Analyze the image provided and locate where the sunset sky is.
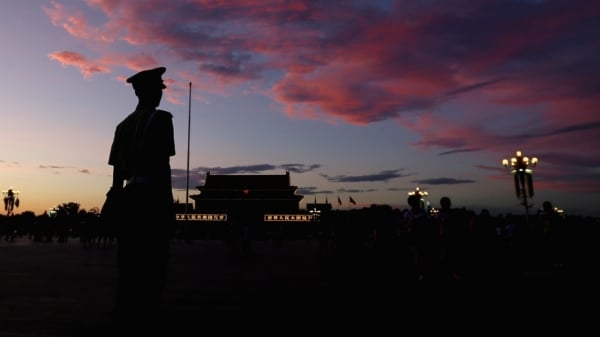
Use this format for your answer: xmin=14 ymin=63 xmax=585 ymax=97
xmin=1 ymin=0 xmax=599 ymax=218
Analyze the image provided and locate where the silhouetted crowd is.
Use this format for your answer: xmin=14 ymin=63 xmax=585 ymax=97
xmin=1 ymin=199 xmax=598 ymax=282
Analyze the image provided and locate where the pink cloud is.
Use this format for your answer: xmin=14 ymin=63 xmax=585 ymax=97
xmin=44 ymin=1 xmax=113 ymax=42
xmin=48 ymin=51 xmax=109 ymax=78
xmin=44 ymin=0 xmax=600 ymax=154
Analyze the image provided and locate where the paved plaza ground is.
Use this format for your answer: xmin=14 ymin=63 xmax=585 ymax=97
xmin=0 ymin=236 xmax=593 ymax=336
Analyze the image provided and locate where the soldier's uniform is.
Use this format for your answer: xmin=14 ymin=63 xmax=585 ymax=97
xmin=108 ymin=67 xmax=175 ymax=328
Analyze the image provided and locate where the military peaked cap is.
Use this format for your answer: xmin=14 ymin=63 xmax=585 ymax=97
xmin=126 ymin=67 xmax=167 ymax=89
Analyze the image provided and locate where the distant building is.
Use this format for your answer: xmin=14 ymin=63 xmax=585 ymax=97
xmin=190 ymin=171 xmax=304 ymax=216
xmin=184 ymin=171 xmax=307 ymax=239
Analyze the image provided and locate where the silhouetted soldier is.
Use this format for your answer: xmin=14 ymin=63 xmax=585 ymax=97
xmin=108 ymin=67 xmax=175 ymax=331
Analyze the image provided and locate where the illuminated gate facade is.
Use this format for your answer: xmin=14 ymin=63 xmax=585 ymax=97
xmin=183 ymin=171 xmax=307 ymax=239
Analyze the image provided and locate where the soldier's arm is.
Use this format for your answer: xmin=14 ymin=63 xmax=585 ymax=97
xmin=111 ymin=166 xmax=124 ymax=190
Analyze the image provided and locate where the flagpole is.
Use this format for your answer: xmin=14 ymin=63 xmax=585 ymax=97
xmin=184 ymin=82 xmax=192 ymax=236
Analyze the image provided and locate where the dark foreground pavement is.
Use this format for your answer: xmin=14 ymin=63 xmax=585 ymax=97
xmin=0 ymin=237 xmax=593 ymax=336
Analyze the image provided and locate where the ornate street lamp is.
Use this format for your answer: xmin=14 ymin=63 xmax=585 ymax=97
xmin=309 ymin=207 xmax=321 ymax=222
xmin=502 ymin=150 xmax=538 ymax=224
xmin=408 ymin=186 xmax=428 ymax=198
xmin=2 ymin=187 xmax=20 ymax=216
xmin=408 ymin=186 xmax=429 ymax=210
xmin=309 ymin=206 xmax=322 ymax=242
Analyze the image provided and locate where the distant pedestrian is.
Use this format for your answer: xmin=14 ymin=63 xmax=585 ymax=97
xmin=537 ymin=201 xmax=565 ymax=270
xmin=434 ymin=196 xmax=463 ymax=280
xmin=404 ymin=194 xmax=436 ymax=280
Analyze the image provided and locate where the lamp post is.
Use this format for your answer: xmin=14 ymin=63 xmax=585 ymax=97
xmin=2 ymin=187 xmax=20 ymax=216
xmin=310 ymin=206 xmax=326 ymax=253
xmin=408 ymin=186 xmax=429 ymax=211
xmin=502 ymin=150 xmax=538 ymax=225
xmin=48 ymin=206 xmax=59 ymax=219
xmin=309 ymin=207 xmax=321 ymax=229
